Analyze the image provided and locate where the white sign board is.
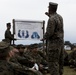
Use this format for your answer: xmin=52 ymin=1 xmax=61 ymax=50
xmin=14 ymin=20 xmax=44 ymax=40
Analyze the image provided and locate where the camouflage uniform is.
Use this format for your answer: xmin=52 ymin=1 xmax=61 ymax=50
xmin=10 ymin=45 xmax=43 ymax=75
xmin=4 ymin=23 xmax=16 ymax=44
xmin=43 ymin=2 xmax=64 ymax=75
xmin=0 ymin=60 xmax=15 ymax=75
xmin=0 ymin=60 xmax=33 ymax=75
xmin=27 ymin=44 xmax=48 ymax=74
xmin=68 ymin=50 xmax=76 ymax=68
xmin=14 ymin=44 xmax=35 ymax=67
xmin=0 ymin=41 xmax=41 ymax=75
xmin=63 ymin=50 xmax=69 ymax=66
xmin=0 ymin=41 xmax=15 ymax=75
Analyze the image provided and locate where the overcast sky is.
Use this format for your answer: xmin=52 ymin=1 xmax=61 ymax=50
xmin=0 ymin=0 xmax=76 ymax=44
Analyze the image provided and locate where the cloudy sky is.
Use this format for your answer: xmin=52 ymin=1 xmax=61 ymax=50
xmin=0 ymin=0 xmax=76 ymax=44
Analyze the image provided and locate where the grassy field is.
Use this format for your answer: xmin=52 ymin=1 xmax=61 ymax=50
xmin=66 ymin=50 xmax=72 ymax=54
xmin=64 ymin=50 xmax=76 ymax=74
xmin=46 ymin=66 xmax=76 ymax=75
xmin=63 ymin=66 xmax=76 ymax=75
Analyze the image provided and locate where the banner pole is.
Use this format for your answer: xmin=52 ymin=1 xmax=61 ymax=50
xmin=43 ymin=20 xmax=45 ymax=54
xmin=12 ymin=19 xmax=15 ymax=45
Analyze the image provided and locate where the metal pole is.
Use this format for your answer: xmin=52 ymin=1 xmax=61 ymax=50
xmin=43 ymin=20 xmax=45 ymax=54
xmin=12 ymin=19 xmax=15 ymax=45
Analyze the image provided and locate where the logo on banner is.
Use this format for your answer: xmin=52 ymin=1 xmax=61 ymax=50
xmin=18 ymin=30 xmax=40 ymax=39
xmin=18 ymin=30 xmax=29 ymax=38
xmin=31 ymin=32 xmax=40 ymax=39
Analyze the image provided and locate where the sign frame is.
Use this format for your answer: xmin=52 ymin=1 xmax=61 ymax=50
xmin=12 ymin=19 xmax=45 ymax=45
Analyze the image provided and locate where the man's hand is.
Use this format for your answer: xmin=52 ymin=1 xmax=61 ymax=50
xmin=45 ymin=12 xmax=50 ymax=17
xmin=14 ymin=38 xmax=17 ymax=40
xmin=40 ymin=38 xmax=46 ymax=41
xmin=40 ymin=38 xmax=44 ymax=41
xmin=29 ymin=68 xmax=37 ymax=72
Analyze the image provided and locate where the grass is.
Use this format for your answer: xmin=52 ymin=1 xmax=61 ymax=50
xmin=66 ymin=50 xmax=72 ymax=54
xmin=63 ymin=66 xmax=76 ymax=75
xmin=63 ymin=50 xmax=76 ymax=75
xmin=46 ymin=66 xmax=76 ymax=75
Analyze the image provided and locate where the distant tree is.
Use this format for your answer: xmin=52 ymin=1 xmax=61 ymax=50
xmin=64 ymin=41 xmax=71 ymax=45
xmin=64 ymin=41 xmax=75 ymax=50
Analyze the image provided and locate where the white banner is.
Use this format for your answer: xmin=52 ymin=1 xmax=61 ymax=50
xmin=14 ymin=20 xmax=43 ymax=40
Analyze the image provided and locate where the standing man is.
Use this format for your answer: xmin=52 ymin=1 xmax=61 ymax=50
xmin=43 ymin=2 xmax=64 ymax=75
xmin=4 ymin=23 xmax=16 ymax=45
